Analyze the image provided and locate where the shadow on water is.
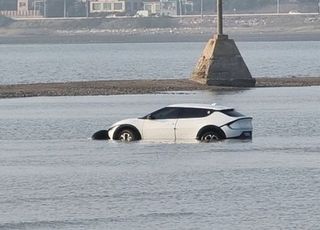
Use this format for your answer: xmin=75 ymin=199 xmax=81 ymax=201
xmin=206 ymin=87 xmax=254 ymax=96
xmin=91 ymin=138 xmax=253 ymax=145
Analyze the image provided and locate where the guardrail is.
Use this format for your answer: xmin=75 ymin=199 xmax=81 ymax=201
xmin=0 ymin=10 xmax=42 ymax=17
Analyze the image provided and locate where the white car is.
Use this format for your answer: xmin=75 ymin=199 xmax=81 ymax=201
xmin=92 ymin=103 xmax=253 ymax=142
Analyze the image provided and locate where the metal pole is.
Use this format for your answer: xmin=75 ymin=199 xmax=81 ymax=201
xmin=200 ymin=0 xmax=203 ymax=18
xmin=64 ymin=0 xmax=66 ymax=17
xmin=318 ymin=0 xmax=320 ymax=14
xmin=86 ymin=0 xmax=89 ymax=17
xmin=217 ymin=0 xmax=223 ymax=35
xmin=277 ymin=0 xmax=280 ymax=14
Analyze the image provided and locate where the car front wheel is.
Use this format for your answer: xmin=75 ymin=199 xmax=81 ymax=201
xmin=117 ymin=129 xmax=137 ymax=142
xmin=200 ymin=131 xmax=221 ymax=143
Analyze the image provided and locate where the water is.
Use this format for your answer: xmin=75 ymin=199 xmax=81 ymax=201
xmin=1 ymin=41 xmax=320 ymax=84
xmin=1 ymin=87 xmax=320 ymax=229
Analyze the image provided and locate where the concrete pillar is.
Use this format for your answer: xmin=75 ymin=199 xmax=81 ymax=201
xmin=191 ymin=0 xmax=255 ymax=87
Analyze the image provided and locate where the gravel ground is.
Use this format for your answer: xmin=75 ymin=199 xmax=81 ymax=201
xmin=1 ymin=77 xmax=319 ymax=98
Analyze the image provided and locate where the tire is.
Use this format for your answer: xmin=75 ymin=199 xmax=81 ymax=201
xmin=200 ymin=131 xmax=222 ymax=143
xmin=117 ymin=129 xmax=137 ymax=142
xmin=92 ymin=130 xmax=110 ymax=140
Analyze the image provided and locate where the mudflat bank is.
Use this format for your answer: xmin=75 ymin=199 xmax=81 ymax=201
xmin=1 ymin=77 xmax=320 ymax=99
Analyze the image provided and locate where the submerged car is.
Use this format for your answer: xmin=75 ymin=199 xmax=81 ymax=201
xmin=92 ymin=103 xmax=253 ymax=142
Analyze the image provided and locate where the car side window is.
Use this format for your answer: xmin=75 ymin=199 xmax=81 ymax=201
xmin=179 ymin=108 xmax=213 ymax=119
xmin=149 ymin=107 xmax=180 ymax=120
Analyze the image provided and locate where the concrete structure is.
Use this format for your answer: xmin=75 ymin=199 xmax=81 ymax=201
xmin=90 ymin=0 xmax=143 ymax=15
xmin=143 ymin=0 xmax=177 ymax=16
xmin=191 ymin=0 xmax=255 ymax=87
xmin=17 ymin=0 xmax=28 ymax=11
xmin=0 ymin=0 xmax=42 ymax=17
xmin=90 ymin=0 xmax=126 ymax=13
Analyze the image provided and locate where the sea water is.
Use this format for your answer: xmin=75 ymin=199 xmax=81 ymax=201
xmin=1 ymin=87 xmax=320 ymax=229
xmin=0 ymin=41 xmax=320 ymax=84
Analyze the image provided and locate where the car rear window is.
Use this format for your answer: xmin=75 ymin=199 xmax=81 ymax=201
xmin=221 ymin=109 xmax=244 ymax=117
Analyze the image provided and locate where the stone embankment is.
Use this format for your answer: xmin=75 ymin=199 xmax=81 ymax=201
xmin=1 ymin=77 xmax=320 ymax=98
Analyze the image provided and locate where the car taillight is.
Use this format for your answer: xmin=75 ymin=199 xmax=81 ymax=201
xmin=228 ymin=118 xmax=252 ymax=130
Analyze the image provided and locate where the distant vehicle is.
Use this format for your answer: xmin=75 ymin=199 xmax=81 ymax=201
xmin=92 ymin=103 xmax=253 ymax=142
xmin=288 ymin=10 xmax=301 ymax=14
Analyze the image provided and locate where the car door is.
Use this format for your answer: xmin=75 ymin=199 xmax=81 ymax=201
xmin=175 ymin=108 xmax=213 ymax=140
xmin=142 ymin=107 xmax=180 ymax=140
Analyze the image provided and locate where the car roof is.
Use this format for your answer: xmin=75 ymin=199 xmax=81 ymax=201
xmin=167 ymin=103 xmax=233 ymax=111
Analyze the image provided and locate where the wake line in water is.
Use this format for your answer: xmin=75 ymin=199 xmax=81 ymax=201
xmin=0 ymin=217 xmax=123 ymax=229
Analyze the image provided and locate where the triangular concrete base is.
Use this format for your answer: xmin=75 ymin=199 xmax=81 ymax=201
xmin=192 ymin=35 xmax=256 ymax=87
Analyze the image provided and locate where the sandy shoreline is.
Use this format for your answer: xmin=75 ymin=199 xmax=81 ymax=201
xmin=1 ymin=77 xmax=320 ymax=99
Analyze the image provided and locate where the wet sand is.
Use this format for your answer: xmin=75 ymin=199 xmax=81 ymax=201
xmin=1 ymin=77 xmax=320 ymax=98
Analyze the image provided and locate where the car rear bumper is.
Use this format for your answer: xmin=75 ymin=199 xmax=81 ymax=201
xmin=221 ymin=117 xmax=253 ymax=140
xmin=221 ymin=125 xmax=252 ymax=140
xmin=233 ymin=131 xmax=252 ymax=139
